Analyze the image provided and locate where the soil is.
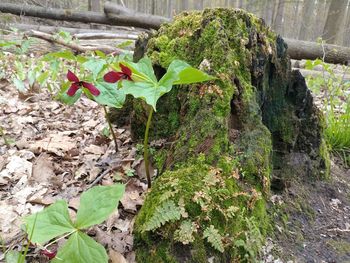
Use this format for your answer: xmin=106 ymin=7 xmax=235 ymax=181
xmin=264 ymin=161 xmax=350 ymax=263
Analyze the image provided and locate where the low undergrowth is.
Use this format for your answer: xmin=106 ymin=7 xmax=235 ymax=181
xmin=305 ymin=58 xmax=350 ymax=167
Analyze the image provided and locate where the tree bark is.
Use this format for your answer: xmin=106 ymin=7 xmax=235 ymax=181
xmin=0 ymin=2 xmax=169 ymax=29
xmin=130 ymin=8 xmax=329 ymax=262
xmin=88 ymin=0 xmax=101 ymax=12
xmin=298 ymin=0 xmax=316 ymax=41
xmin=285 ymin=37 xmax=350 ymax=64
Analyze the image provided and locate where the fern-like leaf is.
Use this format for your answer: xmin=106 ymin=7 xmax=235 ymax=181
xmin=203 ymin=225 xmax=224 ymax=252
xmin=143 ymin=200 xmax=181 ymax=232
xmin=174 ymin=220 xmax=197 ymax=244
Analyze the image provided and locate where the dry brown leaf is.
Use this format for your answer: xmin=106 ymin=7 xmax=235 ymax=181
xmin=30 ymin=153 xmax=55 ymax=184
xmin=84 ymin=144 xmax=106 ymax=155
xmin=109 ymin=250 xmax=128 ymax=263
xmin=29 ymin=132 xmax=77 ymax=156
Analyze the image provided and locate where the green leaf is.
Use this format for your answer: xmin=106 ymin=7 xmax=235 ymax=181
xmin=74 ymin=184 xmax=125 ymax=229
xmin=49 ymin=50 xmax=76 ymax=61
xmin=174 ymin=67 xmax=215 ymax=85
xmin=203 ymin=225 xmax=224 ymax=252
xmin=59 ymin=83 xmax=82 ymax=105
xmin=143 ymin=200 xmax=182 ymax=232
xmin=23 ymin=200 xmax=75 ymax=244
xmin=37 ymin=71 xmax=49 ymax=85
xmin=13 ymin=78 xmax=26 ymax=92
xmin=93 ymin=81 xmax=126 ymax=108
xmin=122 ymin=81 xmax=168 ymax=111
xmin=5 ymin=250 xmax=25 ymax=263
xmin=52 ymin=232 xmax=108 ymax=263
xmin=83 ymin=59 xmax=106 ymax=79
xmin=124 ymin=57 xmax=157 ymax=83
xmin=159 ymin=59 xmax=215 ymax=87
xmin=94 ymin=50 xmax=106 ymax=58
xmin=117 ymin=40 xmax=133 ymax=49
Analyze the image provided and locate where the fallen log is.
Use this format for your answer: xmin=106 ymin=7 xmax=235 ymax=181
xmin=285 ymin=38 xmax=350 ymax=65
xmin=0 ymin=2 xmax=162 ymax=29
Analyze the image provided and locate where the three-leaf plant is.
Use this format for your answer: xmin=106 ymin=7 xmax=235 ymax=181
xmin=23 ymin=184 xmax=125 ymax=263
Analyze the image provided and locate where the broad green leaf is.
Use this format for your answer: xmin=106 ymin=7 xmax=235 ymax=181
xmin=52 ymin=232 xmax=108 ymax=263
xmin=93 ymin=81 xmax=126 ymax=108
xmin=174 ymin=67 xmax=215 ymax=85
xmin=5 ymin=250 xmax=25 ymax=263
xmin=23 ymin=200 xmax=75 ymax=244
xmin=124 ymin=57 xmax=157 ymax=83
xmin=159 ymin=60 xmax=190 ymax=87
xmin=13 ymin=78 xmax=26 ymax=92
xmin=122 ymin=81 xmax=169 ymax=111
xmin=83 ymin=59 xmax=106 ymax=79
xmin=51 ymin=50 xmax=76 ymax=61
xmin=94 ymin=50 xmax=106 ymax=58
xmin=74 ymin=184 xmax=125 ymax=229
xmin=59 ymin=83 xmax=82 ymax=105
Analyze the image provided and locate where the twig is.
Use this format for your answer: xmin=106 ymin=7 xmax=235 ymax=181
xmin=26 ymin=30 xmax=126 ymax=54
xmin=88 ymin=168 xmax=112 ymax=189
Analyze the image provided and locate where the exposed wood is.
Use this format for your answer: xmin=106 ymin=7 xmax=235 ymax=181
xmin=285 ymin=38 xmax=350 ymax=65
xmin=74 ymin=32 xmax=138 ymax=40
xmin=26 ymin=30 xmax=126 ymax=54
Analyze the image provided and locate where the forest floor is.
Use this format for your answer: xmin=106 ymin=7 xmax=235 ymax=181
xmin=0 ymin=77 xmax=349 ymax=263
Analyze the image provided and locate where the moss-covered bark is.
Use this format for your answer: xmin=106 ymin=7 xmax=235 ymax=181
xmin=129 ymin=8 xmax=329 ymax=262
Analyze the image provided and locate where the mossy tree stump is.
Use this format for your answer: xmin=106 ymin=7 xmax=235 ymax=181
xmin=117 ymin=8 xmax=329 ymax=262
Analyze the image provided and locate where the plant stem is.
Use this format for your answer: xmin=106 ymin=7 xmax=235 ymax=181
xmin=103 ymin=106 xmax=118 ymax=153
xmin=144 ymin=107 xmax=154 ymax=188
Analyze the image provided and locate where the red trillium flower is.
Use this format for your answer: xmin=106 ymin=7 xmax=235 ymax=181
xmin=41 ymin=249 xmax=57 ymax=260
xmin=104 ymin=63 xmax=132 ymax=83
xmin=66 ymin=70 xmax=100 ymax=96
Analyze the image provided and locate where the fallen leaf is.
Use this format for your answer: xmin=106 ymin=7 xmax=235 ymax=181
xmin=30 ymin=153 xmax=55 ymax=184
xmin=109 ymin=250 xmax=128 ymax=263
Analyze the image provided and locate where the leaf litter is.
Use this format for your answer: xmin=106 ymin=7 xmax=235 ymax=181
xmin=0 ymin=80 xmax=146 ymax=262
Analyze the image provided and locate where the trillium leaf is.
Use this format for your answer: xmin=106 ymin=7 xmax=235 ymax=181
xmin=23 ymin=200 xmax=75 ymax=244
xmin=174 ymin=67 xmax=216 ymax=85
xmin=83 ymin=59 xmax=106 ymax=79
xmin=160 ymin=59 xmax=215 ymax=87
xmin=93 ymin=81 xmax=126 ymax=108
xmin=74 ymin=184 xmax=125 ymax=229
xmin=123 ymin=57 xmax=157 ymax=83
xmin=52 ymin=232 xmax=108 ymax=263
xmin=59 ymin=83 xmax=82 ymax=105
xmin=122 ymin=81 xmax=169 ymax=111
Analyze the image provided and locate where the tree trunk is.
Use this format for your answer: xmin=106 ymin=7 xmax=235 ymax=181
xmin=322 ymin=0 xmax=348 ymax=44
xmin=129 ymin=8 xmax=329 ymax=262
xmin=88 ymin=0 xmax=101 ymax=12
xmin=272 ymin=0 xmax=285 ymax=34
xmin=298 ymin=0 xmax=316 ymax=41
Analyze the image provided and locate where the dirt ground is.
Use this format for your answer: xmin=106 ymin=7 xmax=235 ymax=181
xmin=264 ymin=161 xmax=350 ymax=263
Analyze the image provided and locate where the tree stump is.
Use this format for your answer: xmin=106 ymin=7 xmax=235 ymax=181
xmin=128 ymin=8 xmax=329 ymax=262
